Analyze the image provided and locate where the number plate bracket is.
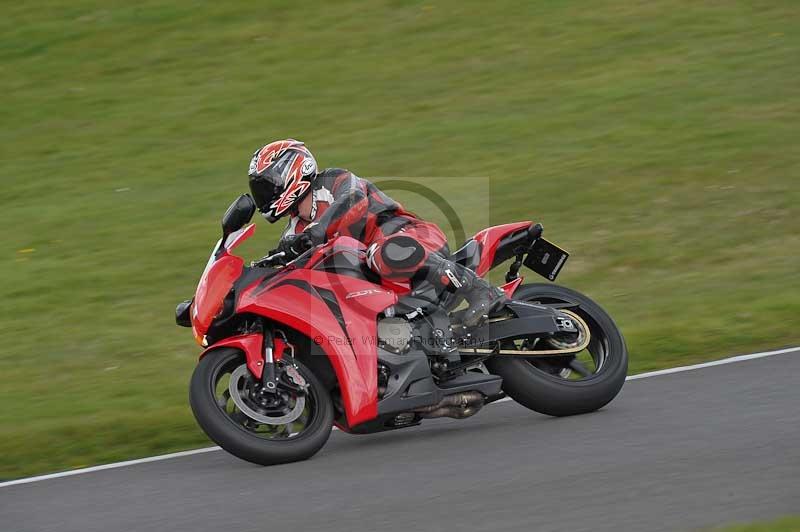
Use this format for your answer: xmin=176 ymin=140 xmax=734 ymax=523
xmin=523 ymin=238 xmax=569 ymax=281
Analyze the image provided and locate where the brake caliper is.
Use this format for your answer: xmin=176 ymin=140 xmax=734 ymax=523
xmin=284 ymin=364 xmax=308 ymax=390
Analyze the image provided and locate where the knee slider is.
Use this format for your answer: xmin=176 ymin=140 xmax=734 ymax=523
xmin=379 ymin=235 xmax=426 ymax=270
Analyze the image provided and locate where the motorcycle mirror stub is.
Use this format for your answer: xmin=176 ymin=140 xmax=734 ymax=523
xmin=222 ymin=194 xmax=257 ymax=237
xmin=175 ymin=299 xmax=193 ymax=327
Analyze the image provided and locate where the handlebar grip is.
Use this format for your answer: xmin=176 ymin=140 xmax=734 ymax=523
xmin=252 ymin=251 xmax=286 ymax=268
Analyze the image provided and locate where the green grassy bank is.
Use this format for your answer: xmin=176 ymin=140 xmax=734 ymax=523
xmin=1 ymin=0 xmax=798 ymax=478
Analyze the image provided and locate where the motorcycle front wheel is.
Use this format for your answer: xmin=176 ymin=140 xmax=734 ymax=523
xmin=189 ymin=347 xmax=334 ymax=466
xmin=486 ymin=283 xmax=628 ymax=417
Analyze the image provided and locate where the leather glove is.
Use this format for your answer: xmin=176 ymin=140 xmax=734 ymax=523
xmin=277 ymin=233 xmax=314 ymax=261
xmin=303 ymin=222 xmax=326 ymax=248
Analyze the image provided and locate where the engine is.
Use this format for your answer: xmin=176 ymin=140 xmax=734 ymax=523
xmin=377 ymin=317 xmax=413 ymax=354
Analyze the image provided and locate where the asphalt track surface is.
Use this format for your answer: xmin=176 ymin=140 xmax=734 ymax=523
xmin=2 ymin=350 xmax=799 ymax=532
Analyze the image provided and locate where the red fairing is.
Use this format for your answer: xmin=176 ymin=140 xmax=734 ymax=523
xmin=191 ymin=224 xmax=256 ymax=343
xmin=226 ymin=223 xmax=257 ymax=253
xmin=192 ymin=254 xmax=244 ymax=341
xmin=500 ymin=276 xmax=524 ymax=297
xmin=237 ymin=255 xmax=397 ymax=427
xmin=199 ymin=334 xmax=265 ymax=378
xmin=380 ymin=277 xmax=411 ymax=295
xmin=473 ymin=221 xmax=533 ymax=277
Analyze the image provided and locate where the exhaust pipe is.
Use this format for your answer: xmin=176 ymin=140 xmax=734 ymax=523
xmin=414 ymin=391 xmax=485 ymax=419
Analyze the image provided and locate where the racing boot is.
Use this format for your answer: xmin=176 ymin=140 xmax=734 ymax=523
xmin=429 ymin=258 xmax=506 ymax=328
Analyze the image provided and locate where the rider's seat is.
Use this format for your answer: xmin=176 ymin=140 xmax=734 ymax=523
xmin=449 ymin=239 xmax=480 ymax=271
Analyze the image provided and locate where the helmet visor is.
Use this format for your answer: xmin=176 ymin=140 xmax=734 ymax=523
xmin=249 ymin=173 xmax=285 ymax=222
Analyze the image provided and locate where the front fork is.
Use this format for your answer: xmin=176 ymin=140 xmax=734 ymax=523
xmin=260 ymin=322 xmax=287 ymax=394
xmin=262 ymin=332 xmax=278 ymax=393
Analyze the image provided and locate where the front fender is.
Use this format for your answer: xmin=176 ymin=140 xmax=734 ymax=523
xmin=199 ymin=333 xmax=263 ymax=378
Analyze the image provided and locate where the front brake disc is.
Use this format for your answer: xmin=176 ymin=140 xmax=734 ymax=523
xmin=228 ymin=364 xmax=305 ymax=425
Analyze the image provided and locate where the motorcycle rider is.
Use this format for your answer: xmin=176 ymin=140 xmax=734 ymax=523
xmin=247 ymin=139 xmax=505 ymax=327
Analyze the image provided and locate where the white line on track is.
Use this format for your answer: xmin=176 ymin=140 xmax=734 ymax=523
xmin=2 ymin=345 xmax=798 ymax=489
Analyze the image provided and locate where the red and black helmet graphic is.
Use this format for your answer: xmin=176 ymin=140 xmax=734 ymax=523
xmin=248 ymin=139 xmax=318 ymax=223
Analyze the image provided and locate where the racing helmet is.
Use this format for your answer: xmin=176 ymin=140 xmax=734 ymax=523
xmin=248 ymin=139 xmax=318 ymax=223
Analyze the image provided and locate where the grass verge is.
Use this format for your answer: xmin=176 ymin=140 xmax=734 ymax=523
xmin=714 ymin=516 xmax=800 ymax=532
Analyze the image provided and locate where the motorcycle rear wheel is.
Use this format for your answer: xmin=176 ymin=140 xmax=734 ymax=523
xmin=485 ymin=283 xmax=627 ymax=417
xmin=190 ymin=348 xmax=334 ymax=466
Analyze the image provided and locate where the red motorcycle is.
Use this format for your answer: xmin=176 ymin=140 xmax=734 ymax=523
xmin=176 ymin=195 xmax=627 ymax=465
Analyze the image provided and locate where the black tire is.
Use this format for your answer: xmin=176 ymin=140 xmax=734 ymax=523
xmin=485 ymin=284 xmax=627 ymax=417
xmin=189 ymin=348 xmax=334 ymax=466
